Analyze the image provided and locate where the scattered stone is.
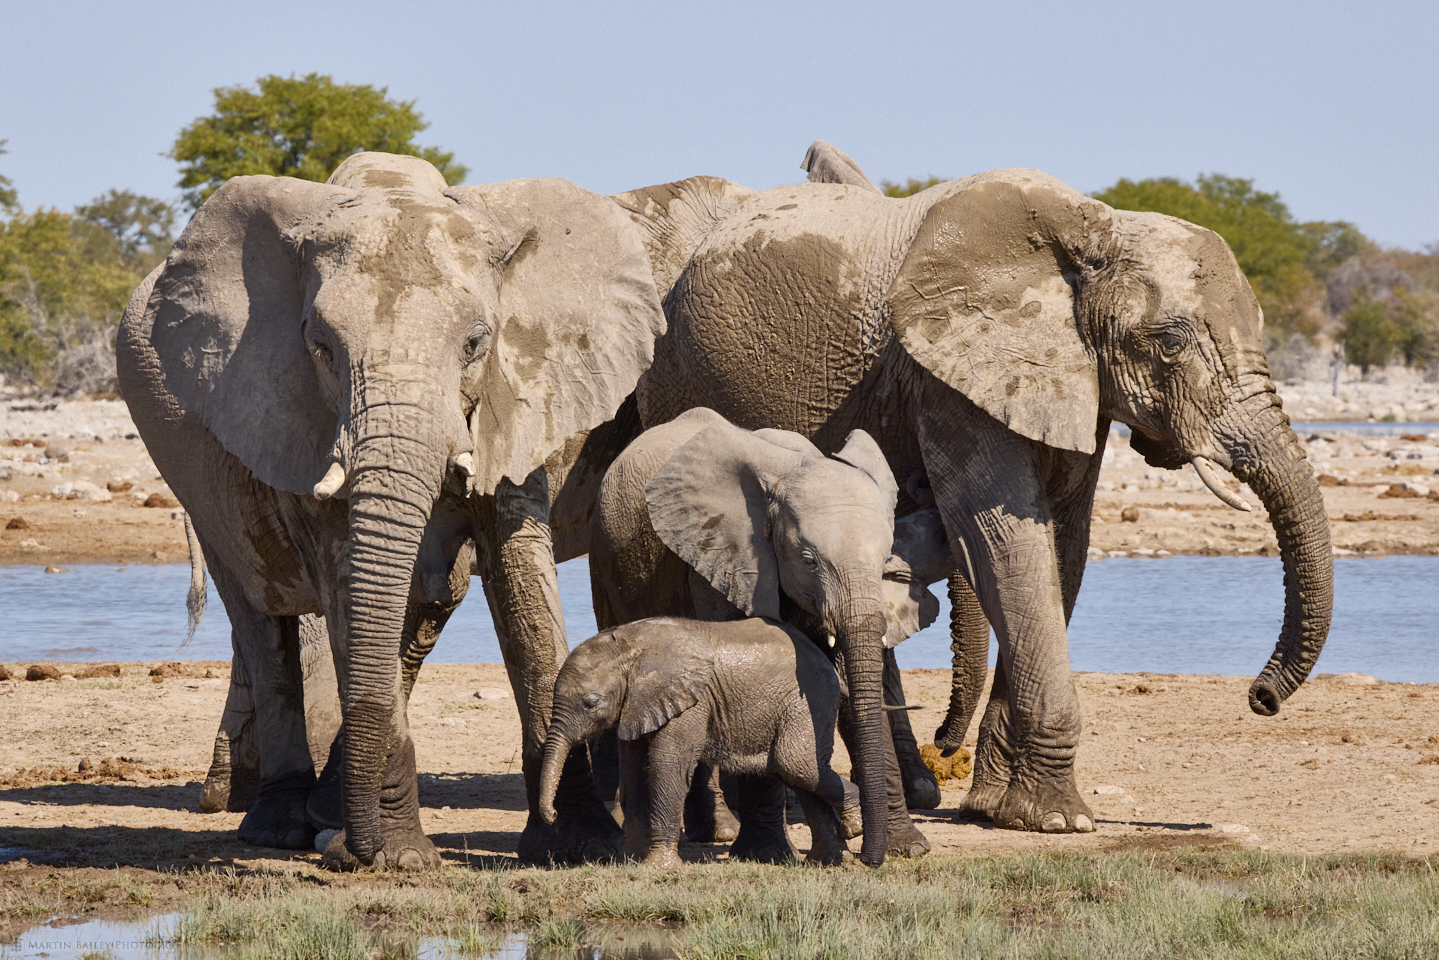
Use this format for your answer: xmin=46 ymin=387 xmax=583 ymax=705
xmin=106 ymin=480 xmax=133 ymax=493
xmin=1093 ymin=784 xmax=1125 ymax=795
xmin=1317 ymin=474 xmax=1342 ymax=487
xmin=474 ymin=687 xmax=512 ymax=701
xmin=1337 ymin=672 xmax=1379 ymax=685
xmin=43 ymin=565 xmax=69 ymax=574
xmin=25 ymin=664 xmax=59 ymax=681
xmin=918 ymin=743 xmax=972 ymax=783
xmin=59 ymin=673 xmax=76 ymax=682
xmin=5 ymin=516 xmax=28 ymax=530
xmin=143 ymin=493 xmax=179 ymax=508
xmin=43 ymin=444 xmax=69 ymax=463
xmin=1219 ymin=823 xmax=1250 ymax=835
xmin=1120 ymin=506 xmax=1140 ymax=522
xmin=314 ymin=828 xmax=340 ymax=853
xmin=69 ymin=480 xmax=112 ymax=502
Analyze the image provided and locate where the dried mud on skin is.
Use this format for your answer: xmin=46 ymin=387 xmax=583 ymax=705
xmin=1 ymin=664 xmax=1435 ymax=877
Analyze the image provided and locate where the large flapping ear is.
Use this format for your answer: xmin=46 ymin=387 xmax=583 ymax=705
xmin=831 ymin=430 xmax=899 ymax=513
xmin=645 ymin=421 xmax=809 ymax=620
xmin=801 ymin=140 xmax=882 ymax=194
xmin=616 ymin=623 xmax=716 ymax=740
xmin=131 ymin=175 xmax=350 ymax=494
xmin=752 ymin=428 xmax=823 ymax=457
xmin=887 ymin=170 xmax=1110 ymax=454
xmin=450 ymin=179 xmax=667 ymax=497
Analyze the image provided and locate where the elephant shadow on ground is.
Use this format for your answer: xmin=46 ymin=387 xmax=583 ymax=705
xmin=416 ymin=772 xmax=529 ymax=813
xmin=0 ymin=781 xmax=205 ymax=812
xmin=0 ymin=824 xmax=302 ymax=869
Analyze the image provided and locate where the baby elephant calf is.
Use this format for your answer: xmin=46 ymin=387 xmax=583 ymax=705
xmin=538 ymin=616 xmax=854 ymax=868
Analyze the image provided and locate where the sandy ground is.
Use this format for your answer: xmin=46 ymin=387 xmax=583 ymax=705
xmin=0 ymin=663 xmax=1435 ymax=871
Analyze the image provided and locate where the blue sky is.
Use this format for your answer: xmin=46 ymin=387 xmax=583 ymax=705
xmin=2 ymin=0 xmax=1435 ymax=248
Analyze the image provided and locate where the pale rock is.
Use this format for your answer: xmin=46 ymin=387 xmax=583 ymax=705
xmin=314 ymin=828 xmax=340 ymax=853
xmin=70 ymin=480 xmax=112 ymax=502
xmin=474 ymin=687 xmax=512 ymax=701
xmin=1337 ymin=672 xmax=1379 ymax=685
xmin=1093 ymin=784 xmax=1125 ymax=795
xmin=1219 ymin=823 xmax=1250 ymax=835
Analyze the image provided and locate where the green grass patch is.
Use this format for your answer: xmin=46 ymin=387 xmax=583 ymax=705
xmin=1 ymin=850 xmax=1435 ymax=958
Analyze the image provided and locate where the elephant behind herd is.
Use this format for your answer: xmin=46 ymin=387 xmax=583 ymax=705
xmin=117 ymin=142 xmax=1331 ymax=870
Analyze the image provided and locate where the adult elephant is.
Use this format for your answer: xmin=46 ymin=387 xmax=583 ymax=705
xmin=602 ymin=148 xmax=1332 ymax=837
xmin=119 ymin=152 xmax=665 ymax=869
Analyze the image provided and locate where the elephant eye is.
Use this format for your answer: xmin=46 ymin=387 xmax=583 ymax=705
xmin=310 ymin=338 xmax=335 ymax=368
xmin=801 ymin=549 xmax=819 ymax=569
xmin=463 ymin=322 xmax=493 ymax=366
xmin=582 ymin=693 xmax=601 ymax=710
xmin=1153 ymin=324 xmax=1189 ymax=362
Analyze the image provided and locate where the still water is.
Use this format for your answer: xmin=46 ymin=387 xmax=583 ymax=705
xmin=0 ymin=556 xmax=1433 ymax=683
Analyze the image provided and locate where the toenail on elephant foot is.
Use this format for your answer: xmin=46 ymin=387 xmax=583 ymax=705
xmin=886 ymin=821 xmax=931 ymax=859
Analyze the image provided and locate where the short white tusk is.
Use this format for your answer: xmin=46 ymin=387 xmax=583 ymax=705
xmin=453 ymin=452 xmax=476 ymax=478
xmin=827 ymin=634 xmax=837 ymax=649
xmin=1192 ymin=456 xmax=1252 ymax=512
xmin=313 ymin=462 xmax=346 ymax=500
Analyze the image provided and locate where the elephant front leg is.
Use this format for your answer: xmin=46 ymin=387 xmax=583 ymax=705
xmin=726 ymin=773 xmax=797 ymax=864
xmin=883 ymin=649 xmax=940 ymax=810
xmin=683 ymin=762 xmax=740 ymax=842
xmin=319 ymin=721 xmax=439 ymax=871
xmin=476 ymin=470 xmax=621 ymax=864
xmin=838 ymin=697 xmax=931 ymax=857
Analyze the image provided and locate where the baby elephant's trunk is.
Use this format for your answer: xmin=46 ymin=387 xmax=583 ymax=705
xmin=538 ymin=725 xmax=574 ymax=824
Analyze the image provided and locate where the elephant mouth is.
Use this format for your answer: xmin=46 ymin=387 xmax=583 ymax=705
xmin=1127 ymin=427 xmax=1189 ymax=470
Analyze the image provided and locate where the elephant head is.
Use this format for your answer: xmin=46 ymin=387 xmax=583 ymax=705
xmin=642 ymin=419 xmax=897 ymax=863
xmin=539 ymin=622 xmax=715 ymax=824
xmin=889 ymin=169 xmax=1332 ymax=722
xmin=122 ymin=152 xmax=664 ymax=865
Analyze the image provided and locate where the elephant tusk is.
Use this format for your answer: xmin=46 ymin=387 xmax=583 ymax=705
xmin=1192 ymin=456 xmax=1252 ymax=512
xmin=827 ymin=634 xmax=837 ymax=648
xmin=313 ymin=462 xmax=346 ymax=500
xmin=453 ymin=452 xmax=476 ymax=478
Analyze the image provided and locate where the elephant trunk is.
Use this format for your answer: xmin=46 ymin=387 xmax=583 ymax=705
xmin=340 ymin=388 xmax=448 ymax=864
xmin=832 ymin=573 xmax=890 ymax=866
xmin=933 ymin=571 xmax=990 ymax=754
xmin=1220 ymin=389 xmax=1334 ymax=716
xmin=538 ymin=721 xmax=575 ymax=825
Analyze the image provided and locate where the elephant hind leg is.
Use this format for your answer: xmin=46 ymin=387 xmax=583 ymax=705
xmin=683 ymin=762 xmax=739 ymax=843
xmin=883 ymin=648 xmax=941 ymax=810
xmin=199 ymin=646 xmax=260 ymax=814
xmin=957 ymin=656 xmax=1013 ymax=821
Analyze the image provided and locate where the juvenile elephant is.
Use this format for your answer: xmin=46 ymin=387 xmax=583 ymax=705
xmin=602 ymin=145 xmax=1332 ymax=840
xmin=589 ymin=406 xmax=938 ymax=862
xmin=539 ymin=617 xmax=855 ymax=868
xmin=119 ymin=152 xmax=665 ymax=868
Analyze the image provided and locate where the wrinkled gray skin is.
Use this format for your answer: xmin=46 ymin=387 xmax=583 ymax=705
xmin=589 ymin=406 xmax=940 ymax=864
xmin=119 ymin=152 xmax=665 ymax=869
xmin=602 ymin=147 xmax=1333 ymax=838
xmin=539 ymin=617 xmax=855 ymax=869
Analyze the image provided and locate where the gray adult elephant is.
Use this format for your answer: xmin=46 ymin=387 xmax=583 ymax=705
xmin=600 ymin=148 xmax=1332 ymax=837
xmin=118 ymin=152 xmax=665 ymax=869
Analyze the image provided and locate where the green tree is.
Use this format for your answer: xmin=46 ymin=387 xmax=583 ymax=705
xmin=0 ymin=140 xmax=17 ymax=215
xmin=75 ymin=189 xmax=176 ymax=273
xmin=881 ymin=176 xmax=946 ymax=198
xmin=1338 ymin=293 xmax=1397 ymax=375
xmin=170 ymin=73 xmax=468 ymax=209
xmin=1093 ymin=174 xmax=1323 ymax=342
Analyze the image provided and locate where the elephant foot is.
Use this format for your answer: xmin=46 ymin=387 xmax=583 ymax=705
xmin=640 ymin=843 xmax=683 ymax=870
xmin=727 ymin=821 xmax=797 ymax=864
xmin=885 ymin=817 xmax=931 ymax=859
xmin=516 ymin=803 xmax=623 ymax=865
xmin=804 ymin=836 xmax=853 ymax=867
xmin=320 ymin=827 xmax=440 ymax=872
xmin=991 ymin=778 xmax=1095 ymax=834
xmin=236 ymin=772 xmax=315 ymax=849
xmin=838 ymin=787 xmax=864 ymax=841
xmin=197 ymin=768 xmax=230 ymax=814
xmin=304 ymin=754 xmax=343 ymax=830
xmin=956 ymin=780 xmax=1007 ymax=821
xmin=683 ymin=781 xmax=740 ymax=843
xmin=904 ymin=774 xmax=942 ymax=811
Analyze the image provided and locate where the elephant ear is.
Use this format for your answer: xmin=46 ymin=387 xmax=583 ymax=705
xmin=753 ymin=428 xmax=823 ymax=457
xmin=617 ymin=624 xmax=716 ymax=740
xmin=450 ymin=179 xmax=667 ymax=496
xmin=880 ymin=508 xmax=952 ymax=648
xmin=801 ymin=140 xmax=882 ymax=194
xmin=646 ymin=421 xmax=808 ymax=620
xmin=887 ymin=170 xmax=1109 ymax=454
xmin=831 ymin=430 xmax=899 ymax=513
xmin=137 ymin=175 xmax=350 ymax=494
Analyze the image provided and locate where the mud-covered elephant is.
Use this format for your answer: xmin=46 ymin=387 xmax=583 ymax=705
xmin=539 ymin=616 xmax=856 ymax=868
xmin=596 ymin=144 xmax=1332 ymax=837
xmin=589 ymin=406 xmax=942 ymax=863
xmin=119 ymin=152 xmax=665 ymax=868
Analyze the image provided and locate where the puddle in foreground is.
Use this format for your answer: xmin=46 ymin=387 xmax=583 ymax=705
xmin=1 ymin=914 xmax=677 ymax=959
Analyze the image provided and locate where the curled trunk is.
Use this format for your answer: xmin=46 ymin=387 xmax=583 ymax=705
xmin=833 ymin=575 xmax=890 ymax=866
xmin=538 ymin=724 xmax=573 ymax=824
xmin=933 ymin=571 xmax=991 ymax=754
xmin=1222 ymin=393 xmax=1334 ymax=715
xmin=340 ymin=395 xmax=446 ymax=864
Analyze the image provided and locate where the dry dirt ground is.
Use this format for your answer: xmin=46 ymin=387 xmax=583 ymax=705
xmin=0 ymin=663 xmax=1435 ymax=872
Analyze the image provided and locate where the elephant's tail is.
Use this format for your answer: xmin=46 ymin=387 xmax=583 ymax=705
xmin=182 ymin=512 xmax=206 ymax=647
